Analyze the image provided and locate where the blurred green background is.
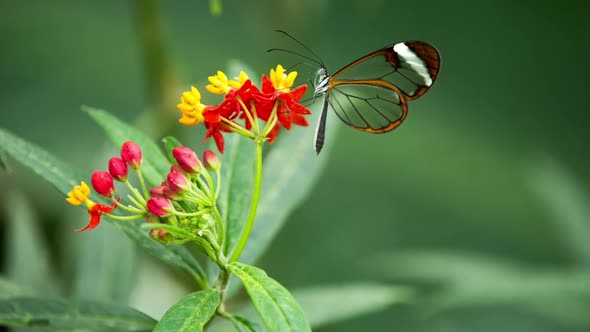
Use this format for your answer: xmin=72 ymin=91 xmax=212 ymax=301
xmin=1 ymin=0 xmax=589 ymax=331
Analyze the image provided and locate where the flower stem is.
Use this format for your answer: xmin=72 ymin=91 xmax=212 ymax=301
xmin=107 ymin=214 xmax=146 ymax=221
xmin=212 ymin=205 xmax=225 ymax=252
xmin=112 ymin=197 xmax=144 ymax=214
xmin=136 ymin=168 xmax=150 ymax=200
xmin=229 ymin=140 xmax=263 ymax=262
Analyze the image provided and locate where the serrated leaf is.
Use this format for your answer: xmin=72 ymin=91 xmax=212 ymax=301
xmin=0 ymin=297 xmax=155 ymax=331
xmin=0 ymin=127 xmax=206 ymax=287
xmin=293 ymin=283 xmax=412 ymax=329
xmin=84 ymin=106 xmax=170 ymax=186
xmin=236 ymin=104 xmax=336 ymax=266
xmin=153 ymin=289 xmax=220 ymax=332
xmin=228 ymin=262 xmax=310 ymax=332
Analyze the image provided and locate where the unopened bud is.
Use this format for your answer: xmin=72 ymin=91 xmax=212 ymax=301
xmin=91 ymin=171 xmax=115 ymax=198
xmin=203 ymin=150 xmax=221 ymax=171
xmin=121 ymin=141 xmax=142 ymax=169
xmin=172 ymin=146 xmax=202 ymax=173
xmin=108 ymin=157 xmax=128 ymax=182
xmin=147 ymin=197 xmax=174 ymax=217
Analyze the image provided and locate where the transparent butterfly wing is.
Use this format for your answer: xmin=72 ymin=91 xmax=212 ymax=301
xmin=328 ymin=82 xmax=408 ymax=133
xmin=331 ymin=41 xmax=440 ymax=101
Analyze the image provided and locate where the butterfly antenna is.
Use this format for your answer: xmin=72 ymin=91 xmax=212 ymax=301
xmin=286 ymin=61 xmax=319 ymax=72
xmin=275 ymin=30 xmax=325 ymax=67
xmin=267 ymin=48 xmax=323 ymax=67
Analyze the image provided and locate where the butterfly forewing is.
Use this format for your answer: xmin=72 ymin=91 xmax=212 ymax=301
xmin=329 ymin=83 xmax=407 ymax=133
xmin=330 ymin=41 xmax=440 ymax=100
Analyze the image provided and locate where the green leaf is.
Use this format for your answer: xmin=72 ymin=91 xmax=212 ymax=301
xmin=0 ymin=127 xmax=206 ymax=287
xmin=72 ymin=222 xmax=136 ymax=303
xmin=293 ymin=283 xmax=412 ymax=329
xmin=228 ymin=262 xmax=311 ymax=332
xmin=218 ymin=134 xmax=256 ymax=253
xmin=377 ymin=250 xmax=590 ymax=326
xmin=237 ymin=105 xmax=337 ymax=266
xmin=529 ymin=158 xmax=590 ymax=266
xmin=84 ymin=106 xmax=170 ymax=186
xmin=5 ymin=191 xmax=59 ymax=297
xmin=0 ymin=128 xmax=86 ymax=197
xmin=110 ymin=219 xmax=207 ymax=288
xmin=0 ymin=297 xmax=155 ymax=331
xmin=227 ymin=314 xmax=259 ymax=332
xmin=153 ymin=289 xmax=220 ymax=332
xmin=162 ymin=136 xmax=183 ymax=164
xmin=0 ymin=278 xmax=34 ymax=300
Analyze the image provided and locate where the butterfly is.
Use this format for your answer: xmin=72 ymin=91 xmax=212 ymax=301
xmin=270 ymin=31 xmax=441 ymax=154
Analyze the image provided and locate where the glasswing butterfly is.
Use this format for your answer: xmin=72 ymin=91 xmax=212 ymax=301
xmin=270 ymin=31 xmax=441 ymax=154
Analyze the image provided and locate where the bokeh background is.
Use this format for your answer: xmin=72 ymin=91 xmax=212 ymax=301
xmin=1 ymin=0 xmax=589 ymax=331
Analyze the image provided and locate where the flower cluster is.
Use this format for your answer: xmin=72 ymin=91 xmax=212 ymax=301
xmin=66 ymin=141 xmax=143 ymax=231
xmin=177 ymin=65 xmax=311 ymax=153
xmin=66 ymin=141 xmax=225 ymax=262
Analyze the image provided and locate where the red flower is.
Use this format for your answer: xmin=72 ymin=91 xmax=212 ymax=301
xmin=75 ymin=199 xmax=119 ymax=232
xmin=176 ymin=66 xmax=312 ymax=152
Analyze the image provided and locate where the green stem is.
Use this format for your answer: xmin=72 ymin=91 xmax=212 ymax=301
xmin=136 ymin=168 xmax=150 ymax=200
xmin=112 ymin=197 xmax=144 ymax=214
xmin=106 ymin=214 xmax=146 ymax=221
xmin=229 ymin=140 xmax=263 ymax=262
xmin=124 ymin=180 xmax=146 ymax=206
xmin=214 ymin=169 xmax=221 ymax=200
xmin=220 ymin=117 xmax=254 ymax=138
xmin=174 ymin=209 xmax=211 ymax=217
xmin=237 ymin=97 xmax=259 ymax=135
xmin=212 ymin=205 xmax=225 ymax=252
xmin=261 ymin=100 xmax=279 ymax=138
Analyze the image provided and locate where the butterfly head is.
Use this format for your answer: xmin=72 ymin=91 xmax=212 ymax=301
xmin=314 ymin=66 xmax=330 ymax=95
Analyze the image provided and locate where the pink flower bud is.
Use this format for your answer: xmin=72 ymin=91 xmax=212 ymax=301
xmin=166 ymin=170 xmax=190 ymax=193
xmin=163 ymin=186 xmax=183 ymax=200
xmin=91 ymin=171 xmax=115 ymax=198
xmin=172 ymin=146 xmax=202 ymax=173
xmin=108 ymin=157 xmax=128 ymax=182
xmin=203 ymin=150 xmax=221 ymax=171
xmin=170 ymin=165 xmax=186 ymax=175
xmin=145 ymin=214 xmax=160 ymax=223
xmin=121 ymin=141 xmax=142 ymax=169
xmin=149 ymin=185 xmax=166 ymax=197
xmin=147 ymin=197 xmax=174 ymax=217
xmin=149 ymin=229 xmax=172 ymax=242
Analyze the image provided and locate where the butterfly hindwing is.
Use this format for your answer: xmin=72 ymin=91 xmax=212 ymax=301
xmin=329 ymin=82 xmax=407 ymax=133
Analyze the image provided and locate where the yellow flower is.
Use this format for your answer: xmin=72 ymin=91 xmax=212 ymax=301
xmin=66 ymin=181 xmax=119 ymax=232
xmin=177 ymin=86 xmax=206 ymax=126
xmin=66 ymin=181 xmax=94 ymax=209
xmin=229 ymin=71 xmax=250 ymax=89
xmin=206 ymin=70 xmax=250 ymax=95
xmin=270 ymin=64 xmax=297 ymax=93
xmin=206 ymin=71 xmax=231 ymax=95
